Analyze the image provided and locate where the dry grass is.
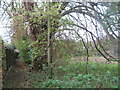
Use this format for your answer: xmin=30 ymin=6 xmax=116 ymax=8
xmin=71 ymin=56 xmax=118 ymax=64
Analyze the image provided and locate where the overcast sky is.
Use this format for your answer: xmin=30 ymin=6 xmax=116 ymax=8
xmin=0 ymin=1 xmax=105 ymax=43
xmin=0 ymin=1 xmax=116 ymax=43
xmin=0 ymin=6 xmax=11 ymax=43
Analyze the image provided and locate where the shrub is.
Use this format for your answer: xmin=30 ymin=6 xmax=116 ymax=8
xmin=0 ymin=36 xmax=6 ymax=76
xmin=16 ymin=36 xmax=32 ymax=64
xmin=5 ymin=43 xmax=15 ymax=50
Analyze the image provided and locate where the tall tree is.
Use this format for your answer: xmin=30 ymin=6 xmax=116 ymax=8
xmin=1 ymin=1 xmax=119 ymax=71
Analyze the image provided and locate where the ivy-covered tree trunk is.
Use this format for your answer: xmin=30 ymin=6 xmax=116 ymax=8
xmin=23 ymin=2 xmax=48 ymax=70
xmin=22 ymin=1 xmax=66 ymax=71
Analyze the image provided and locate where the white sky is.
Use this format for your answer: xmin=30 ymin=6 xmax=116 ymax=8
xmin=0 ymin=6 xmax=11 ymax=42
xmin=0 ymin=1 xmax=104 ymax=43
xmin=0 ymin=1 xmax=117 ymax=43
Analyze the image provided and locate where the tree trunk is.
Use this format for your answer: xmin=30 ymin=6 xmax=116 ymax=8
xmin=22 ymin=2 xmax=67 ymax=71
xmin=23 ymin=2 xmax=47 ymax=70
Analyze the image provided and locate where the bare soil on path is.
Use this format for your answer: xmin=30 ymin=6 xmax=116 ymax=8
xmin=3 ymin=60 xmax=30 ymax=88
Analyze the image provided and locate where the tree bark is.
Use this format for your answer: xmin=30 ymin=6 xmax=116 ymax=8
xmin=23 ymin=2 xmax=47 ymax=70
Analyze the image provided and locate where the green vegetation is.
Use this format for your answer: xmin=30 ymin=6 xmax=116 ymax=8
xmin=16 ymin=37 xmax=32 ymax=64
xmin=1 ymin=2 xmax=119 ymax=88
xmin=0 ymin=36 xmax=6 ymax=76
xmin=27 ymin=59 xmax=118 ymax=88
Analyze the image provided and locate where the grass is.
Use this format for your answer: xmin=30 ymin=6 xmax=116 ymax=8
xmin=27 ymin=58 xmax=118 ymax=88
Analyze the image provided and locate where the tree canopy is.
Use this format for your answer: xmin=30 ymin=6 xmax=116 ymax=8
xmin=0 ymin=1 xmax=119 ymax=70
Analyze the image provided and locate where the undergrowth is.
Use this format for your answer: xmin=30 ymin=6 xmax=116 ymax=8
xmin=27 ymin=59 xmax=118 ymax=88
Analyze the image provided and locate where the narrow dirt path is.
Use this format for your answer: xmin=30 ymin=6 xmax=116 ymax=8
xmin=3 ymin=60 xmax=30 ymax=88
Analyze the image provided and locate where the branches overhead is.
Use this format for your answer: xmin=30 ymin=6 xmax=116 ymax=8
xmin=61 ymin=2 xmax=119 ymax=45
xmin=1 ymin=1 xmax=119 ymax=62
xmin=60 ymin=2 xmax=119 ymax=62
